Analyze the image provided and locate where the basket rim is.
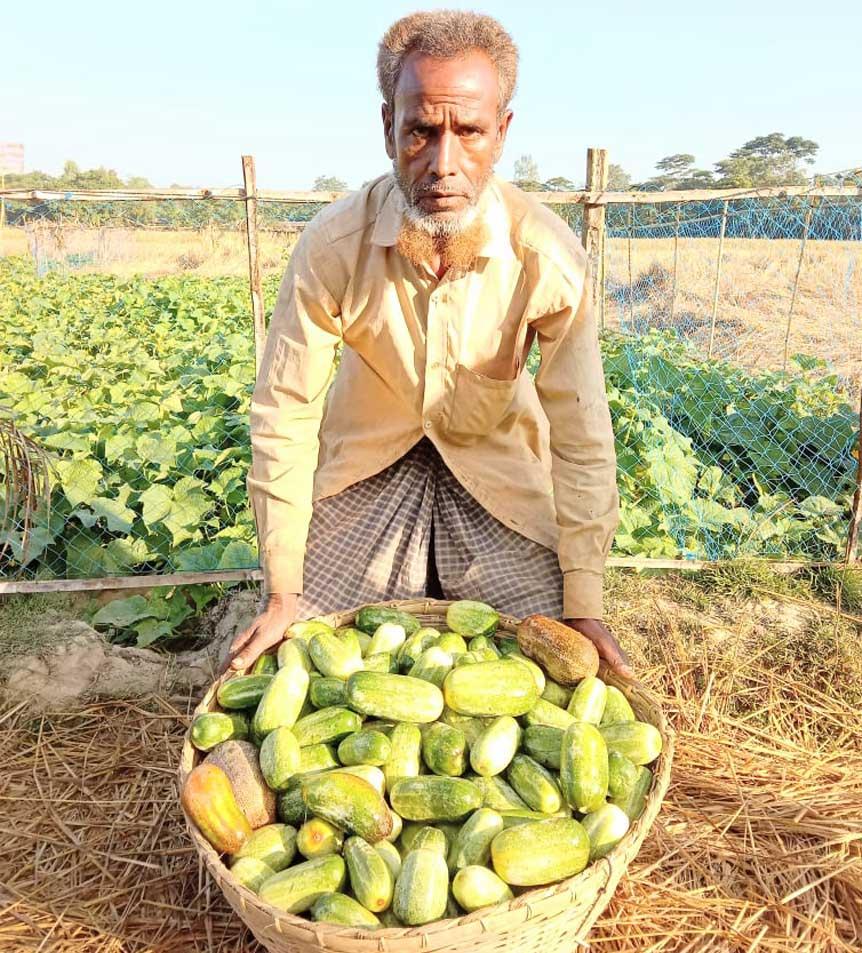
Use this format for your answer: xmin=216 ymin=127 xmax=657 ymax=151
xmin=178 ymin=598 xmax=675 ymax=945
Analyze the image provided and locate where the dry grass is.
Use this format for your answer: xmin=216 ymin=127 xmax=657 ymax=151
xmin=0 ymin=573 xmax=860 ymax=952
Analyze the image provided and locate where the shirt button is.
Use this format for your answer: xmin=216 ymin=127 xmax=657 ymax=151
xmin=424 ymin=420 xmax=433 ymax=430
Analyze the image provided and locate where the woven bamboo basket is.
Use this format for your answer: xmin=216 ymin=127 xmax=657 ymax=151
xmin=178 ymin=598 xmax=674 ymax=953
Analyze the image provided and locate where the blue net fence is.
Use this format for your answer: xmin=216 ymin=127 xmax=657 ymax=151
xmin=0 ymin=177 xmax=860 ymax=594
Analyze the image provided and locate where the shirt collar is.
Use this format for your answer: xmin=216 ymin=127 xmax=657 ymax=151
xmin=371 ymin=175 xmax=516 ymax=261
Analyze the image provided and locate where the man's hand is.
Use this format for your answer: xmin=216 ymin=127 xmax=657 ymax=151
xmin=220 ymin=593 xmax=299 ymax=675
xmin=564 ymin=618 xmax=633 ymax=679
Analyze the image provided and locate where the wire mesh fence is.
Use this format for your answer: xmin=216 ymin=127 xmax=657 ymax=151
xmin=1 ymin=168 xmax=860 ymax=589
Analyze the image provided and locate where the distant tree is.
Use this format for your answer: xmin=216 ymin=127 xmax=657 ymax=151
xmin=713 ymin=133 xmax=818 ymax=187
xmin=313 ymin=175 xmax=348 ymax=191
xmin=542 ymin=176 xmax=578 ymax=192
xmin=513 ymin=154 xmax=542 ymax=191
xmin=606 ymin=163 xmax=631 ymax=190
xmin=639 ymin=153 xmax=715 ymax=191
xmin=125 ymin=175 xmax=153 ymax=189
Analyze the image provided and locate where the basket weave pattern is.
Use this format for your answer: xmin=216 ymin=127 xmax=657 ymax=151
xmin=178 ymin=599 xmax=674 ymax=953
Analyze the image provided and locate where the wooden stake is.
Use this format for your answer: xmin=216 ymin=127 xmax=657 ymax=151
xmin=782 ymin=200 xmax=815 ymax=372
xmin=582 ymin=148 xmax=609 ymax=329
xmin=241 ymin=156 xmax=266 ymax=374
xmin=707 ymin=200 xmax=729 ymax=359
xmin=627 ymin=205 xmax=634 ymax=328
xmin=670 ymin=204 xmax=681 ymax=324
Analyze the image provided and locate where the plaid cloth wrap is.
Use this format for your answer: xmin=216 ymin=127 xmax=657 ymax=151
xmin=273 ymin=438 xmax=564 ymax=621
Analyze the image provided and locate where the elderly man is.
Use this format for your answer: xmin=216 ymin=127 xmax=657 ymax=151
xmin=226 ymin=9 xmax=629 ymax=676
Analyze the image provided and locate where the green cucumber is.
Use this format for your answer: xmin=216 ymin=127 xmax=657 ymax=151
xmin=216 ymin=674 xmax=272 ymax=710
xmin=471 ymin=774 xmax=528 ymax=811
xmin=452 ymin=865 xmax=513 ymax=912
xmin=232 ymin=823 xmax=297 ymax=871
xmin=607 ymin=750 xmax=640 ymax=799
xmin=230 ymin=856 xmax=274 ymax=893
xmin=600 ymin=721 xmax=663 ymax=765
xmin=490 ymin=818 xmax=590 ymax=886
xmin=252 ymin=665 xmax=310 ymax=738
xmin=337 ymin=729 xmax=392 ymax=767
xmin=435 ymin=632 xmax=467 ymax=655
xmin=499 ymin=809 xmax=567 ymax=828
xmin=355 ymin=607 xmax=421 ymax=637
xmin=309 ymin=676 xmax=347 ymax=709
xmin=190 ymin=712 xmax=248 ymax=751
xmin=409 ymin=646 xmax=454 ymax=687
xmin=448 ymin=807 xmax=503 ymax=871
xmin=467 ymin=635 xmax=499 ymax=655
xmin=470 ymin=716 xmax=520 ymax=777
xmin=366 ymin=622 xmax=408 ymax=657
xmin=560 ymin=722 xmax=609 ymax=813
xmin=408 ymin=826 xmax=448 ymax=854
xmin=566 ymin=676 xmax=607 ymax=724
xmin=386 ymin=808 xmax=403 ymax=843
xmin=276 ymin=787 xmax=307 ymax=827
xmin=335 ymin=626 xmax=371 ymax=655
xmin=454 ymin=650 xmax=484 ymax=667
xmin=507 ymin=754 xmax=563 ymax=814
xmin=446 ymin=600 xmax=499 ymax=638
xmin=383 ymin=723 xmax=422 ymax=792
xmin=496 ymin=638 xmax=520 ymax=656
xmin=292 ymin=707 xmax=363 ymax=747
xmin=296 ymin=817 xmax=344 ymax=858
xmin=301 ymin=772 xmax=392 ymax=843
xmin=258 ymin=855 xmax=346 ymax=913
xmin=287 ymin=620 xmax=336 ymax=641
xmin=251 ymin=653 xmax=279 ymax=676
xmin=601 ymin=685 xmax=636 ymax=725
xmin=505 ymin=653 xmax=546 ymax=695
xmin=581 ymin=803 xmax=630 ymax=859
xmin=421 ymin=722 xmax=467 ymax=777
xmin=334 ymin=765 xmax=386 ymax=796
xmin=344 ymin=835 xmax=394 ymax=912
xmin=440 ymin=708 xmax=488 ymax=747
xmin=541 ymin=678 xmax=573 ymax=710
xmin=392 ymin=848 xmax=449 ymax=925
xmin=297 ymin=743 xmax=339 ymax=777
xmin=259 ymin=727 xmax=301 ymax=791
xmin=362 ymin=652 xmax=396 ymax=673
xmin=522 ymin=725 xmax=564 ymax=771
xmin=524 ymin=698 xmax=575 ymax=731
xmin=308 ymin=632 xmax=363 ymax=679
xmin=277 ymin=638 xmax=312 ymax=673
xmin=611 ymin=765 xmax=653 ymax=821
xmin=398 ymin=631 xmax=438 ymax=671
xmin=346 ymin=672 xmax=444 ymax=724
xmin=390 ymin=777 xmax=482 ymax=822
xmin=375 ymin=840 xmax=402 ymax=880
xmin=443 ymin=660 xmax=539 ymax=717
xmin=310 ymin=892 xmax=380 ymax=928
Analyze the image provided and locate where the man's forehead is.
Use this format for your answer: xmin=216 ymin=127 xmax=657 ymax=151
xmin=394 ymin=51 xmax=498 ymax=112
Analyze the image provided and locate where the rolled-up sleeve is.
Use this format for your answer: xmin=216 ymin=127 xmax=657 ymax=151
xmin=530 ymin=258 xmax=619 ymax=620
xmin=246 ymin=222 xmax=342 ymax=596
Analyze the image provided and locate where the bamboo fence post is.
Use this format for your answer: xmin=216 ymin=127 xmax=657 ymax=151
xmin=707 ymin=199 xmax=729 ymax=359
xmin=669 ymin=203 xmax=681 ymax=324
xmin=582 ymin=148 xmax=609 ymax=330
xmin=782 ymin=199 xmax=815 ymax=372
xmin=242 ymin=155 xmax=266 ymax=375
xmin=846 ymin=390 xmax=862 ymax=563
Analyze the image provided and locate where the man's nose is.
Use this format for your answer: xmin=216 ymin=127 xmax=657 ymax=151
xmin=429 ymin=130 xmax=458 ymax=178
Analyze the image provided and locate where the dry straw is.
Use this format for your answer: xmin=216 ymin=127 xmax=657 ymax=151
xmin=0 ymin=594 xmax=860 ymax=951
xmin=178 ymin=599 xmax=674 ymax=953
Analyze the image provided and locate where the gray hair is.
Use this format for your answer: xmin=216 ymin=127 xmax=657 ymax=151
xmin=377 ymin=10 xmax=519 ymax=118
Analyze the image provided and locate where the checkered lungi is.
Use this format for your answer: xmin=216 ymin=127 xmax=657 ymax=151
xmin=289 ymin=438 xmax=564 ymax=621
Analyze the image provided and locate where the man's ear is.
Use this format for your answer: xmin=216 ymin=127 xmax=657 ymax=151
xmin=382 ymin=102 xmax=396 ymax=160
xmin=494 ymin=109 xmax=514 ymax=163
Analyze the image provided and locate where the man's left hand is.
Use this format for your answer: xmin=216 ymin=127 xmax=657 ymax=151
xmin=564 ymin=618 xmax=633 ymax=679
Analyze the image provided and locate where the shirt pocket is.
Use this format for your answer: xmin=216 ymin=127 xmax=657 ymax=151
xmin=446 ymin=362 xmax=521 ymax=438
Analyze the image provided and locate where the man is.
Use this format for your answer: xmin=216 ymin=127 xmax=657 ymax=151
xmin=225 ymin=10 xmax=630 ymax=676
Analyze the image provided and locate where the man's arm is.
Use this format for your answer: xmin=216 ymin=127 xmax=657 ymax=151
xmin=247 ymin=222 xmax=343 ymax=598
xmin=530 ymin=261 xmax=627 ymax=671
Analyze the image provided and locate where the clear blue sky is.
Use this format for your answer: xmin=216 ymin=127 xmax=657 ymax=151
xmin=6 ymin=0 xmax=861 ymax=189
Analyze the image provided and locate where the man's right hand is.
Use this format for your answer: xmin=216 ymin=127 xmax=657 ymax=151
xmin=220 ymin=593 xmax=299 ymax=675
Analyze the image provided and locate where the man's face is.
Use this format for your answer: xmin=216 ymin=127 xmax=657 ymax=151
xmin=383 ymin=50 xmax=513 ymax=233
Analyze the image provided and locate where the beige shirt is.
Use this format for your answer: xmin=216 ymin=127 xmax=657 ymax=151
xmin=247 ymin=173 xmax=619 ymax=619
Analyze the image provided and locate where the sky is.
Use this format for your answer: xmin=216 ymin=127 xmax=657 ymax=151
xmin=5 ymin=0 xmax=861 ymax=190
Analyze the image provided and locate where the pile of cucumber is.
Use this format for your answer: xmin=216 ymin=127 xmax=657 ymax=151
xmin=181 ymin=601 xmax=662 ymax=929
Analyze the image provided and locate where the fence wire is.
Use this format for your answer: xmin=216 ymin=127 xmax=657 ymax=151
xmin=0 ymin=180 xmax=860 ymax=585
